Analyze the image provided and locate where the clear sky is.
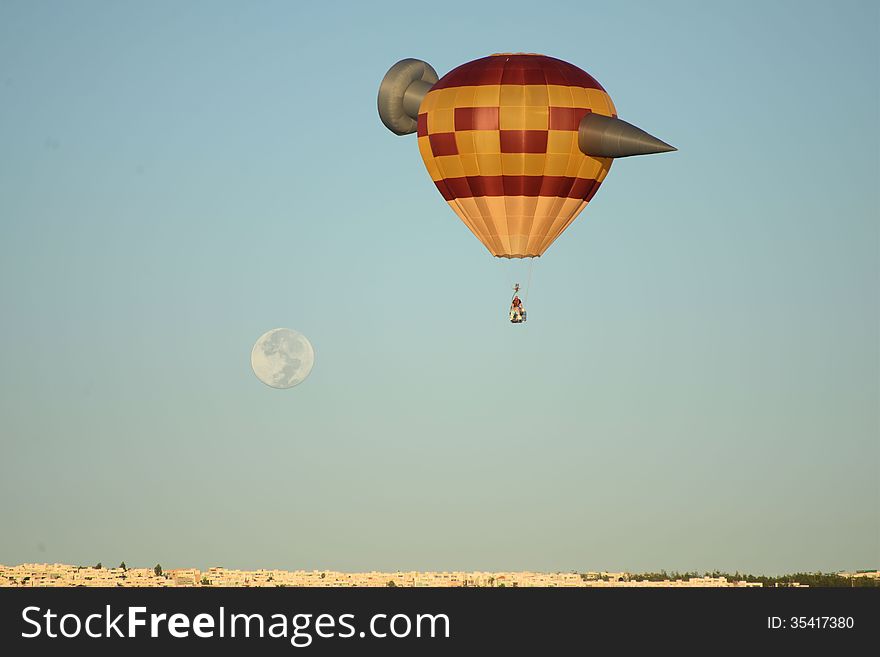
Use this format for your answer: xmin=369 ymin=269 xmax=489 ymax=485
xmin=1 ymin=0 xmax=877 ymax=575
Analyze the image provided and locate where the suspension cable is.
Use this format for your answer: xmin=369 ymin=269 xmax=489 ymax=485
xmin=524 ymin=257 xmax=536 ymax=305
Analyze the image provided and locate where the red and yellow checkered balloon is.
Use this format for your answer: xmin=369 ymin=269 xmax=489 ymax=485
xmin=416 ymin=54 xmax=616 ymax=258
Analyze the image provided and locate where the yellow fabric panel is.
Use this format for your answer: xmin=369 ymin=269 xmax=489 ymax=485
xmin=423 ymin=142 xmax=605 ymax=185
xmin=434 ymin=154 xmax=466 ymax=179
xmin=477 ymin=196 xmax=508 ymax=215
xmin=429 ymin=108 xmax=455 ymax=133
xmin=586 ymin=89 xmax=615 ymax=116
xmin=500 ymin=153 xmax=548 ymax=176
xmin=499 ymin=84 xmax=526 ymax=106
xmin=537 ymin=198 xmax=586 ymax=254
xmin=564 ymin=156 xmax=586 ymax=178
xmin=546 ymin=130 xmax=577 ymax=155
xmin=435 ymin=92 xmax=459 ymax=112
xmin=543 ymin=154 xmax=571 ymax=177
xmin=504 ymin=196 xmax=540 ymax=229
xmin=458 ymin=153 xmax=481 ymax=177
xmin=449 ymin=196 xmax=481 ymax=226
xmin=471 ymin=130 xmax=501 ymax=154
xmin=568 ymin=86 xmax=590 ymax=108
xmin=473 ymin=85 xmax=502 ymax=106
xmin=475 ymin=153 xmax=503 ymax=176
xmin=576 ymin=157 xmax=605 ymax=181
xmin=455 ymin=196 xmax=505 ymax=254
xmin=502 ymin=233 xmax=529 ymax=256
xmin=445 ymin=193 xmax=601 ymax=258
xmin=546 ymin=84 xmax=576 ymax=106
xmin=445 ymin=200 xmax=485 ymax=250
xmin=455 ymin=196 xmax=503 ymax=254
xmin=527 ymin=196 xmax=570 ymax=254
xmin=606 ymin=94 xmax=618 ymax=116
xmin=488 ymin=196 xmax=515 ymax=255
xmin=454 ymin=130 xmax=476 ymax=155
xmin=417 ymin=136 xmax=442 ymax=181
xmin=542 ymin=198 xmax=585 ymax=256
xmin=453 ymin=86 xmax=479 ymax=108
xmin=485 ymin=202 xmax=513 ymax=255
xmin=500 ymin=152 xmax=523 ymax=176
xmin=420 ymin=89 xmax=437 ymax=113
xmin=498 ymin=105 xmax=548 ymax=130
xmin=425 ymin=85 xmax=611 ymax=113
xmin=504 ymin=196 xmax=541 ymax=217
xmin=522 ymin=85 xmax=550 ymax=106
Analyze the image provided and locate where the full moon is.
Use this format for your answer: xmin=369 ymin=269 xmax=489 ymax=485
xmin=250 ymin=328 xmax=315 ymax=389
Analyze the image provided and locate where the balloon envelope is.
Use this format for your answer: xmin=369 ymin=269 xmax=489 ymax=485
xmin=416 ymin=54 xmax=616 ymax=258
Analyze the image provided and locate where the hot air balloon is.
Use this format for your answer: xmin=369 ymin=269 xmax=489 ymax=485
xmin=378 ymin=53 xmax=674 ymax=320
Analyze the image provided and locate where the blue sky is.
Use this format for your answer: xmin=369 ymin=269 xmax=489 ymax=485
xmin=0 ymin=0 xmax=877 ymax=574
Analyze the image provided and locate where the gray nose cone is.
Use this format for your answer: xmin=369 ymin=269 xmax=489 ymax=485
xmin=578 ymin=113 xmax=676 ymax=158
xmin=378 ymin=59 xmax=439 ymax=135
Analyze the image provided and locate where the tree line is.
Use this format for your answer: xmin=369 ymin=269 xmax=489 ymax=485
xmin=581 ymin=570 xmax=878 ymax=587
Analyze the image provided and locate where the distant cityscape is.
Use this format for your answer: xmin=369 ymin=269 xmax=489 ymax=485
xmin=2 ymin=564 xmax=878 ymax=588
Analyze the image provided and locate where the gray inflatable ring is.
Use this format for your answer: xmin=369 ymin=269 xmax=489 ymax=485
xmin=377 ymin=59 xmax=439 ymax=135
